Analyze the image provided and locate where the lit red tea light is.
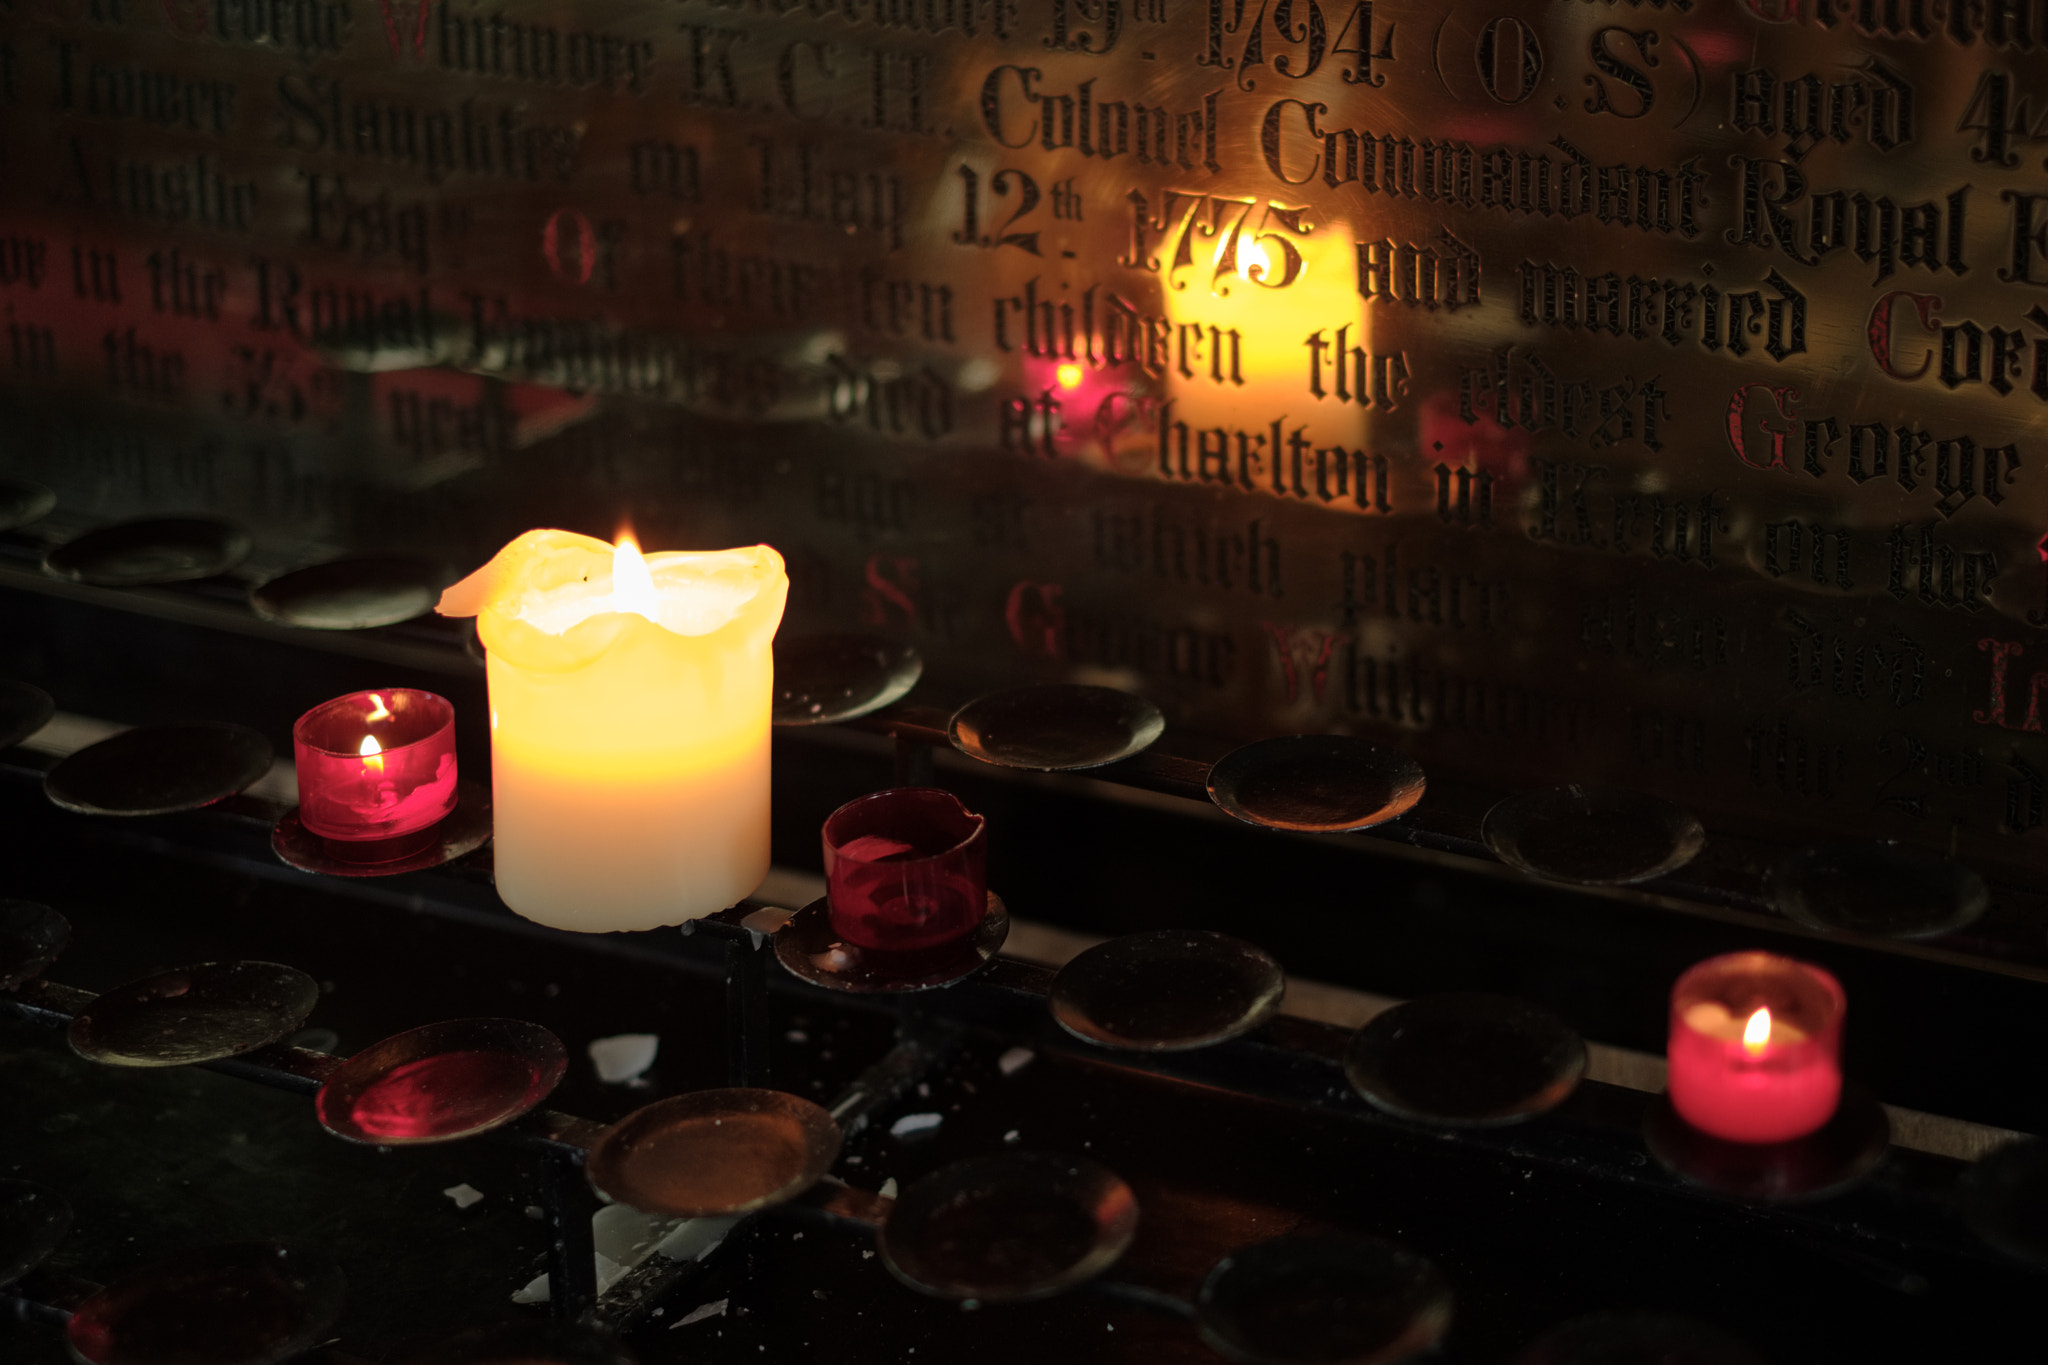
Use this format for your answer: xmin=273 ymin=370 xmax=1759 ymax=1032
xmin=1667 ymin=951 xmax=1845 ymax=1144
xmin=292 ymin=688 xmax=457 ymax=860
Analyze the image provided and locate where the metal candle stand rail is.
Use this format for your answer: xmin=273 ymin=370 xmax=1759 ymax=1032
xmin=1 ymin=843 xmax=2032 ymax=1358
xmin=843 ymin=702 xmax=2025 ymax=974
xmin=2 ymin=607 xmax=2045 ymax=1358
xmin=0 ymin=962 xmax=965 ymax=1338
xmin=0 ymin=536 xmax=2031 ymax=973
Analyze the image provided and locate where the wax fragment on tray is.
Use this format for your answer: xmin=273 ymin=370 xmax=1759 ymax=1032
xmin=998 ymin=1047 xmax=1035 ymax=1075
xmin=589 ymin=1032 xmax=659 ymax=1083
xmin=838 ymin=836 xmax=918 ymax=861
xmin=675 ymin=1299 xmax=729 ymax=1329
xmin=443 ymin=1183 xmax=484 ymax=1209
xmin=890 ymin=1112 xmax=942 ymax=1137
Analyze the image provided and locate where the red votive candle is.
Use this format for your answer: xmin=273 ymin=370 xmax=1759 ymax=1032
xmin=293 ymin=689 xmax=457 ymax=860
xmin=823 ymin=788 xmax=987 ymax=951
xmin=1667 ymin=951 xmax=1844 ymax=1144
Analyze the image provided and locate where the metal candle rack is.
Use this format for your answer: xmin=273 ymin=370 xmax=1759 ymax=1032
xmin=1 ymin=607 xmax=2045 ymax=1360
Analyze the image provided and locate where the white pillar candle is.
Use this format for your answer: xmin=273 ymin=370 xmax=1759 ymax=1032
xmin=438 ymin=529 xmax=788 ymax=932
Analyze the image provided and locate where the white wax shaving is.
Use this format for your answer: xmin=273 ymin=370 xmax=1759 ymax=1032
xmin=889 ymin=1112 xmax=942 ymax=1137
xmin=588 ymin=1033 xmax=659 ymax=1083
xmin=675 ymin=1299 xmax=729 ymax=1328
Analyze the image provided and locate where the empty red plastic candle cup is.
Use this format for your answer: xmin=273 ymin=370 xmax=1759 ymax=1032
xmin=823 ymin=788 xmax=987 ymax=951
xmin=1667 ymin=951 xmax=1845 ymax=1144
xmin=293 ymin=689 xmax=458 ymax=860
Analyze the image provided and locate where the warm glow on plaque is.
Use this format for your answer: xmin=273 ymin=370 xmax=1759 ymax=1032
xmin=1238 ymin=238 xmax=1273 ymax=284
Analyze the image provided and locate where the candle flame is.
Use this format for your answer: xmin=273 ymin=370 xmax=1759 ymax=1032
xmin=1743 ymin=1006 xmax=1772 ymax=1054
xmin=612 ymin=531 xmax=657 ymax=621
xmin=1055 ymin=362 xmax=1084 ymax=390
xmin=365 ymin=693 xmax=392 ymax=722
xmin=1238 ymin=238 xmax=1273 ymax=283
xmin=359 ymin=733 xmax=385 ymax=773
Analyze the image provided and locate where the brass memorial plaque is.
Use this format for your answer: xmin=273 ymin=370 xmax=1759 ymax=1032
xmin=3 ymin=0 xmax=2048 ymax=871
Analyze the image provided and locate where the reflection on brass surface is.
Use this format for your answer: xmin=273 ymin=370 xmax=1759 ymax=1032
xmin=0 ymin=480 xmax=55 ymax=533
xmin=43 ymin=517 xmax=250 ymax=586
xmin=64 ymin=1243 xmax=345 ymax=1365
xmin=43 ymin=722 xmax=273 ymax=816
xmin=314 ymin=1016 xmax=567 ymax=1145
xmin=1049 ymin=928 xmax=1284 ymax=1051
xmin=879 ymin=1151 xmax=1139 ymax=1302
xmin=772 ymin=632 xmax=924 ymax=725
xmin=2 ymin=3 xmax=2047 ymax=889
xmin=775 ymin=891 xmax=1010 ymax=993
xmin=1482 ymin=784 xmax=1706 ymax=886
xmin=1209 ymin=733 xmax=1425 ymax=831
xmin=271 ymin=777 xmax=494 ymax=878
xmin=1344 ymin=992 xmax=1587 ymax=1127
xmin=949 ymin=682 xmax=1165 ymax=769
xmin=250 ymin=555 xmax=442 ymax=629
xmin=68 ymin=960 xmax=320 ymax=1068
xmin=1195 ymin=1233 xmax=1453 ymax=1365
xmin=1645 ymin=1085 xmax=1891 ymax=1204
xmin=1766 ymin=840 xmax=1990 ymax=939
xmin=587 ymin=1088 xmax=842 ymax=1218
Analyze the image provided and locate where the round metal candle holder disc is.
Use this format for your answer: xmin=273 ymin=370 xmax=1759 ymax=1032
xmin=69 ymin=961 xmax=321 ymax=1069
xmin=272 ymin=779 xmax=493 ymax=878
xmin=1049 ymin=929 xmax=1284 ymax=1052
xmin=1194 ymin=1234 xmax=1453 ymax=1365
xmin=315 ymin=1018 xmax=567 ymax=1146
xmin=0 ymin=900 xmax=70 ymax=992
xmin=390 ymin=1321 xmax=640 ymax=1365
xmin=1644 ymin=1084 xmax=1889 ymax=1202
xmin=948 ymin=683 xmax=1166 ymax=771
xmin=1481 ymin=785 xmax=1706 ymax=887
xmin=774 ymin=892 xmax=1009 ymax=994
xmin=44 ymin=722 xmax=273 ymax=817
xmin=43 ymin=516 xmax=252 ymax=587
xmin=1344 ymin=994 xmax=1588 ymax=1128
xmin=773 ymin=633 xmax=923 ymax=726
xmin=1766 ymin=842 xmax=1989 ymax=940
xmin=0 ymin=679 xmax=56 ymax=750
xmin=1960 ymin=1137 xmax=2048 ymax=1267
xmin=1208 ymin=736 xmax=1426 ymax=833
xmin=0 ymin=477 xmax=56 ymax=532
xmin=65 ymin=1243 xmax=344 ymax=1365
xmin=879 ymin=1151 xmax=1139 ymax=1303
xmin=0 ymin=1180 xmax=71 ymax=1289
xmin=587 ymin=1088 xmax=842 ymax=1219
xmin=250 ymin=556 xmax=442 ymax=630
xmin=1513 ymin=1311 xmax=1766 ymax=1365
